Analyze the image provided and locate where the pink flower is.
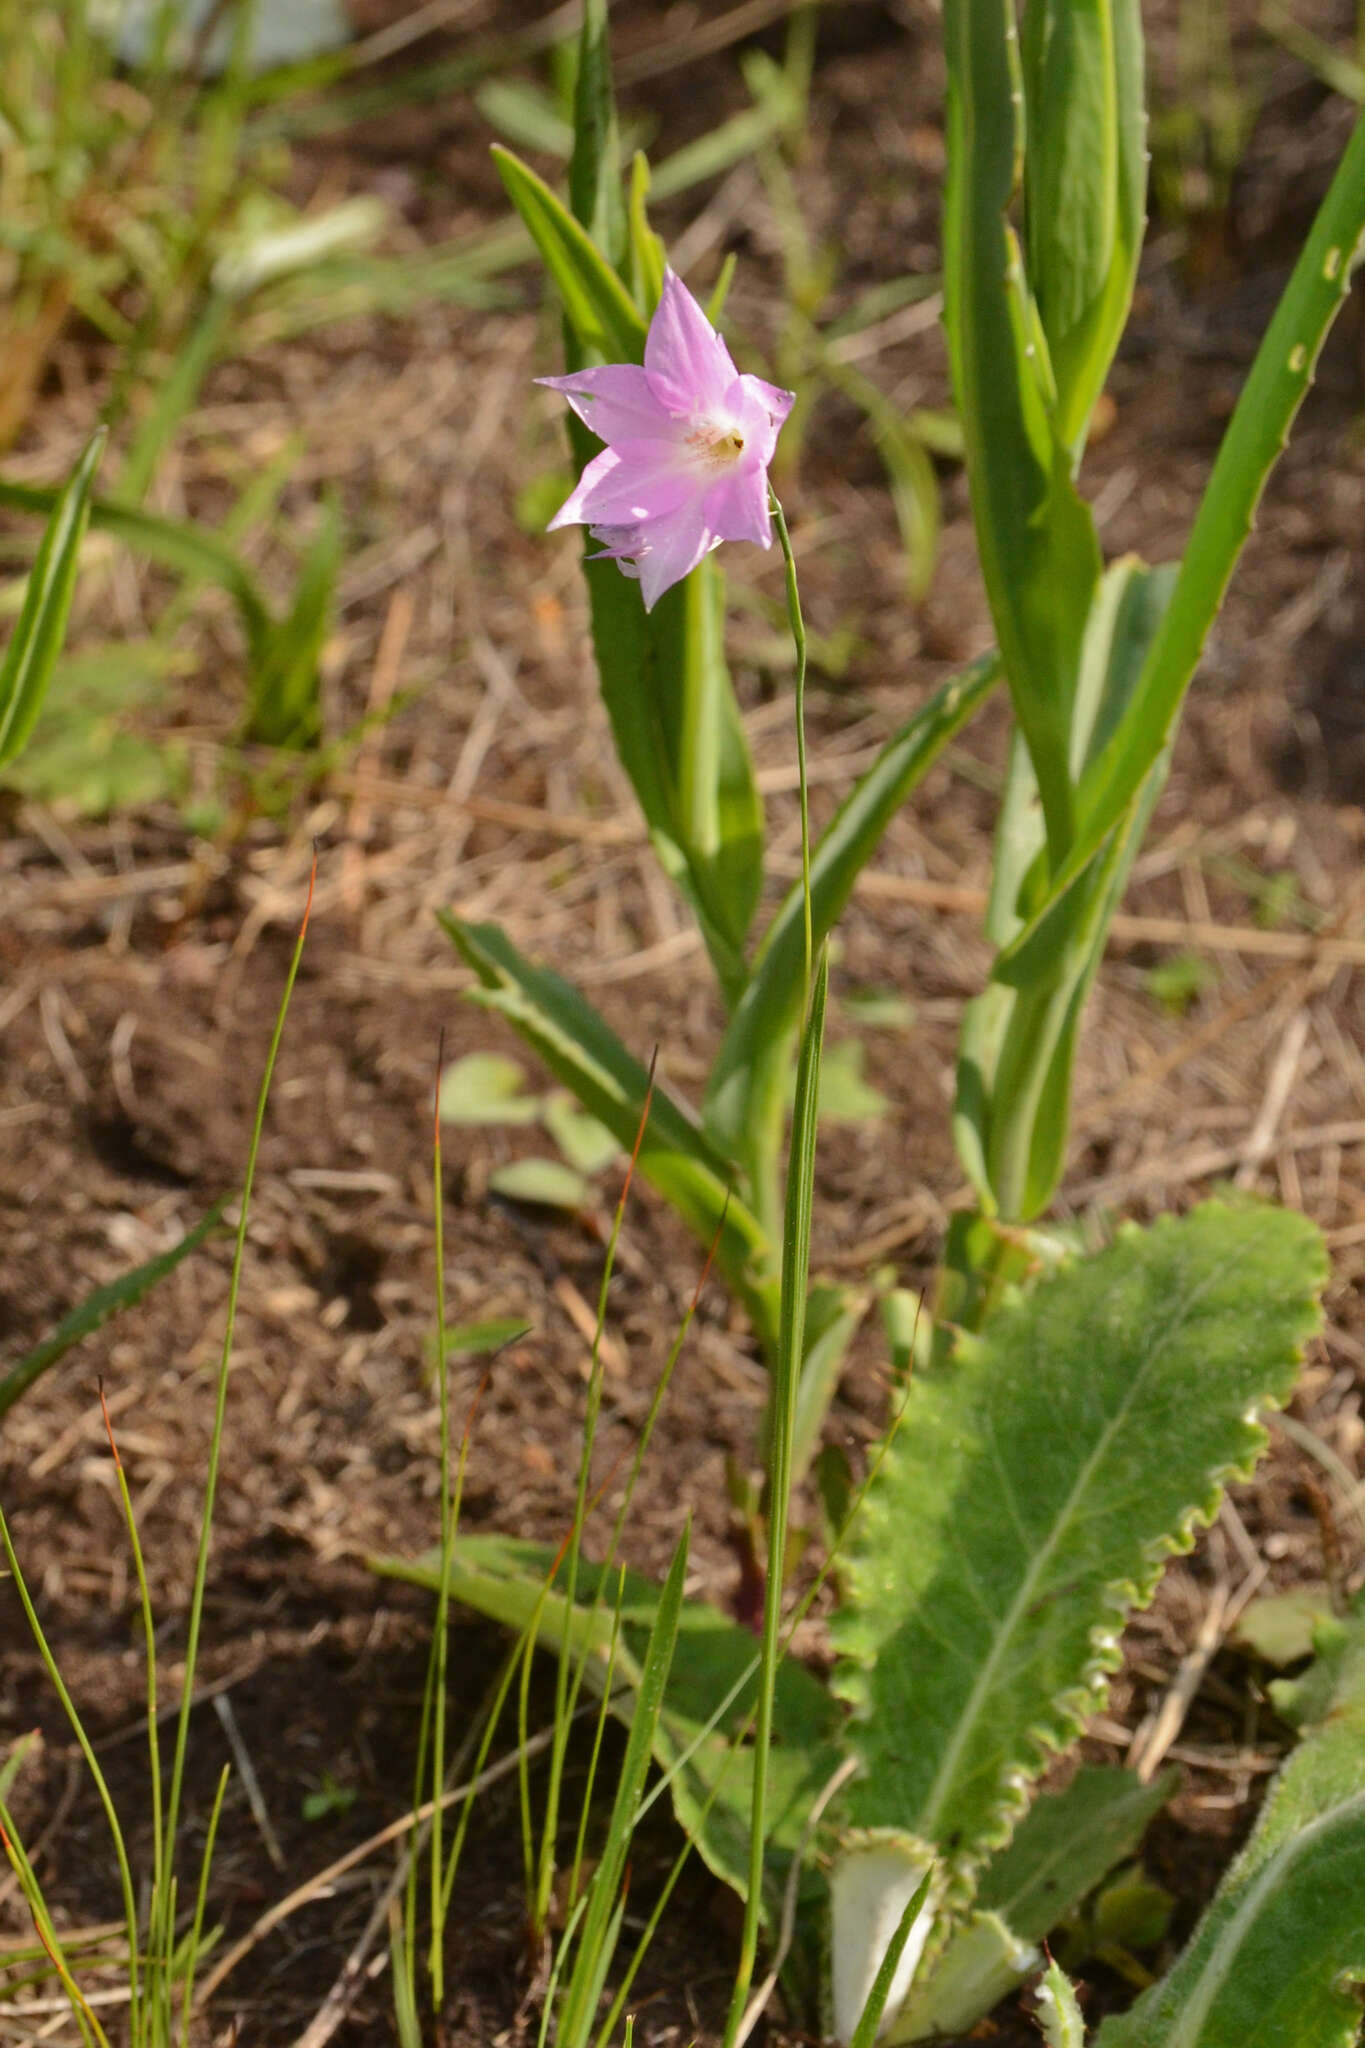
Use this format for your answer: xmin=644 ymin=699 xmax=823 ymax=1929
xmin=538 ymin=268 xmax=795 ymax=611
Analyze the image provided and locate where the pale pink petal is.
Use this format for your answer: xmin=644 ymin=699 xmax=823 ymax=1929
xmin=634 ymin=505 xmax=718 ymax=610
xmin=645 ymin=269 xmax=737 ymax=416
xmin=536 ymin=364 xmax=674 ymax=446
xmin=743 ymin=374 xmax=796 ymax=429
xmin=548 ymin=441 xmax=693 ymax=530
xmin=726 ymin=377 xmax=786 ymax=466
xmin=702 ymin=460 xmax=772 ymax=548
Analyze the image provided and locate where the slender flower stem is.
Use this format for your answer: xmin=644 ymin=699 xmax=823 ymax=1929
xmin=723 ymin=496 xmax=821 ymax=2048
xmin=770 ymin=491 xmax=812 ymax=995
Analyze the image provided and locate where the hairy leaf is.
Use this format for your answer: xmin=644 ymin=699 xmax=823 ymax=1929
xmin=1097 ymin=1599 xmax=1365 ymax=2048
xmin=831 ymin=1204 xmax=1326 ymax=1890
xmin=976 ymin=1763 xmax=1176 ymax=1942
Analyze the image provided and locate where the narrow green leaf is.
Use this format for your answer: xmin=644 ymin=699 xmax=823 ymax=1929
xmin=567 ymin=0 xmax=626 ymax=267
xmin=475 ymin=77 xmax=574 ymax=160
xmin=1006 ymin=109 xmax=1365 ymax=963
xmin=579 ymin=543 xmax=763 ymax=1008
xmin=942 ymin=0 xmax=1103 ymax=858
xmin=846 ymin=1861 xmax=936 ymax=2048
xmin=0 ymin=1199 xmax=225 ymax=1423
xmin=832 ymin=1203 xmax=1326 ymax=1892
xmin=626 ymin=153 xmax=667 ymax=310
xmin=440 ymin=913 xmax=778 ymax=1352
xmin=558 ymin=1529 xmax=689 ymax=2046
xmin=1022 ymin=0 xmax=1145 ymax=458
xmin=824 ymin=357 xmax=941 ymax=601
xmin=118 ymin=297 xmax=232 ymax=509
xmin=790 ymin=1283 xmax=867 ymax=1487
xmin=493 ymin=144 xmax=646 ymax=362
xmin=1036 ymin=1956 xmax=1088 ymax=2048
xmin=1096 ymin=1599 xmax=1365 ymax=2048
xmin=0 ymin=477 xmax=275 ymax=667
xmin=955 ymin=560 xmax=1175 ymax=1219
xmin=247 ymin=491 xmax=342 ymax=746
xmin=371 ymin=1532 xmax=843 ymax=1913
xmin=0 ymin=429 xmax=105 ymax=770
xmin=706 ymin=655 xmax=1000 ymax=1174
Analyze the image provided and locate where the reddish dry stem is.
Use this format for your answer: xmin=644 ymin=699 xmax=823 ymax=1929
xmin=98 ymin=1377 xmax=124 ymax=1471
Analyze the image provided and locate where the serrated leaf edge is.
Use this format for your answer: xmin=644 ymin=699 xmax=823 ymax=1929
xmin=832 ymin=1205 xmax=1326 ymax=1904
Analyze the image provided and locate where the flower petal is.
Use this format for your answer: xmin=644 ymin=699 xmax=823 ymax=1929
xmin=547 ymin=441 xmax=694 ymax=530
xmin=536 ymin=364 xmax=674 ymax=446
xmin=702 ymin=459 xmax=772 ymax=548
xmin=645 ymin=268 xmax=738 ymax=416
xmin=634 ymin=506 xmax=718 ymax=611
xmin=743 ymin=374 xmax=796 ymax=431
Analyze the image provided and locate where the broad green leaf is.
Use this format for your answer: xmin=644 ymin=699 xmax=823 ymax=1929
xmin=439 ymin=1316 xmax=531 ymax=1359
xmin=706 ymin=656 xmax=1000 ymax=1191
xmin=1004 ymin=108 xmax=1365 ymax=964
xmin=1230 ymin=1587 xmax=1334 ymax=1667
xmin=488 ymin=1157 xmax=591 ymax=1211
xmin=976 ymin=1764 xmax=1176 ymax=1941
xmin=831 ymin=1203 xmax=1326 ymax=1893
xmin=0 ymin=430 xmax=105 ymax=769
xmin=942 ymin=0 xmax=1103 ymax=858
xmin=493 ymin=145 xmax=645 ymax=362
xmin=2 ymin=639 xmax=185 ymax=815
xmin=371 ymin=1533 xmax=843 ymax=1915
xmin=438 ymin=1051 xmax=541 ymax=1126
xmin=440 ymin=914 xmax=778 ymax=1353
xmin=818 ymin=1041 xmax=889 ymax=1125
xmin=1097 ymin=1598 xmax=1365 ymax=2048
xmin=541 ymin=1092 xmax=619 ymax=1174
xmin=0 ymin=1201 xmax=225 ymax=1422
xmin=1022 ymin=0 xmax=1146 ymax=459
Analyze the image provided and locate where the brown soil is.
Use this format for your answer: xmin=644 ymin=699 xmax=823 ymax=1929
xmin=2 ymin=2 xmax=1364 ymax=2044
